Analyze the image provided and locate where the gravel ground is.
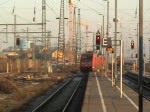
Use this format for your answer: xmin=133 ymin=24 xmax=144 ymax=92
xmin=0 ymin=72 xmax=74 ymax=112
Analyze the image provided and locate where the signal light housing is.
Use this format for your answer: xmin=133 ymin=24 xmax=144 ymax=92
xmin=96 ymin=35 xmax=101 ymax=45
xmin=16 ymin=38 xmax=20 ymax=45
xmin=131 ymin=43 xmax=134 ymax=49
xmin=131 ymin=42 xmax=134 ymax=49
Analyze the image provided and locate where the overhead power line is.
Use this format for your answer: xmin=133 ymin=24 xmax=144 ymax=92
xmin=46 ymin=4 xmax=59 ymax=17
xmin=0 ymin=0 xmax=11 ymax=6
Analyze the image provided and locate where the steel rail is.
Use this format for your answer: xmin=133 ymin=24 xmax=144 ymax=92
xmin=123 ymin=75 xmax=150 ymax=101
xmin=31 ymin=76 xmax=75 ymax=112
xmin=62 ymin=76 xmax=83 ymax=112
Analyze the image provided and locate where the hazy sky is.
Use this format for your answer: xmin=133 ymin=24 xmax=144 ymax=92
xmin=0 ymin=0 xmax=150 ymax=60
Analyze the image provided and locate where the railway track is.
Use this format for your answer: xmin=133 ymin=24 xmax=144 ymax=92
xmin=123 ymin=74 xmax=150 ymax=101
xmin=31 ymin=73 xmax=87 ymax=112
xmin=32 ymin=75 xmax=81 ymax=112
xmin=13 ymin=72 xmax=88 ymax=112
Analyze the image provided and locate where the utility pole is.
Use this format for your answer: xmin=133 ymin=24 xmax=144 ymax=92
xmin=149 ymin=39 xmax=150 ymax=63
xmin=114 ymin=0 xmax=118 ymax=86
xmin=139 ymin=0 xmax=143 ymax=111
xmin=73 ymin=7 xmax=77 ymax=64
xmin=103 ymin=15 xmax=104 ymax=38
xmin=136 ymin=23 xmax=139 ymax=70
xmin=85 ymin=24 xmax=89 ymax=51
xmin=99 ymin=14 xmax=105 ymax=76
xmin=14 ymin=15 xmax=17 ymax=53
xmin=93 ymin=33 xmax=95 ymax=52
xmin=104 ymin=0 xmax=109 ymax=75
xmin=106 ymin=1 xmax=109 ymax=76
xmin=76 ymin=8 xmax=81 ymax=63
xmin=99 ymin=13 xmax=104 ymax=48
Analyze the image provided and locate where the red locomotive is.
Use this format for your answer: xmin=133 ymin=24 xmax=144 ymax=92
xmin=80 ymin=51 xmax=106 ymax=72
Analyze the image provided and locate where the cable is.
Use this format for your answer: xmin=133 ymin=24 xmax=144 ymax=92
xmin=79 ymin=1 xmax=101 ymax=13
xmin=0 ymin=0 xmax=12 ymax=5
xmin=46 ymin=4 xmax=59 ymax=17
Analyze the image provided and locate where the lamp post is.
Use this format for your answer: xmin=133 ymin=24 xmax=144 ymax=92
xmin=99 ymin=14 xmax=104 ymax=54
xmin=148 ymin=38 xmax=150 ymax=64
xmin=99 ymin=14 xmax=104 ymax=39
xmin=99 ymin=13 xmax=105 ymax=76
xmin=103 ymin=0 xmax=109 ymax=39
xmin=103 ymin=0 xmax=109 ymax=77
xmin=134 ymin=23 xmax=139 ymax=71
xmin=139 ymin=0 xmax=143 ymax=111
xmin=113 ymin=0 xmax=118 ymax=87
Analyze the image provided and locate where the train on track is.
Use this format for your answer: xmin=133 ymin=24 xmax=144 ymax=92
xmin=80 ymin=51 xmax=106 ymax=72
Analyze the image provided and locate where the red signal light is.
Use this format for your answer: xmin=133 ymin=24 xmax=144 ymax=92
xmin=96 ymin=35 xmax=101 ymax=46
xmin=131 ymin=42 xmax=134 ymax=49
xmin=97 ymin=36 xmax=100 ymax=41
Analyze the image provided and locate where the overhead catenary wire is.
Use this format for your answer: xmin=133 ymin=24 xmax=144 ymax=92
xmin=0 ymin=0 xmax=11 ymax=6
xmin=46 ymin=4 xmax=59 ymax=17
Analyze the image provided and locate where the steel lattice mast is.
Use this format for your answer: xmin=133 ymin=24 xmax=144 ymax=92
xmin=68 ymin=0 xmax=74 ymax=64
xmin=76 ymin=8 xmax=81 ymax=61
xmin=73 ymin=7 xmax=77 ymax=64
xmin=42 ymin=0 xmax=46 ymax=47
xmin=57 ymin=0 xmax=65 ymax=64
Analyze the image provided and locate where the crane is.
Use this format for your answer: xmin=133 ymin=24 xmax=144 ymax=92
xmin=67 ymin=0 xmax=74 ymax=64
xmin=68 ymin=0 xmax=89 ymax=65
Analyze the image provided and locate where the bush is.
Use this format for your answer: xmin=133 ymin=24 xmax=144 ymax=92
xmin=0 ymin=79 xmax=19 ymax=94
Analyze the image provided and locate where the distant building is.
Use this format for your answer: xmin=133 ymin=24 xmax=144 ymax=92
xmin=0 ymin=54 xmax=7 ymax=59
xmin=2 ymin=46 xmax=14 ymax=52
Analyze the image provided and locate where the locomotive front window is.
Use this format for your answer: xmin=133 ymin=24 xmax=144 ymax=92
xmin=81 ymin=55 xmax=93 ymax=61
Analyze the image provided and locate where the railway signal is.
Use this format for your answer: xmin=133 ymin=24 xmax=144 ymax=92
xmin=96 ymin=45 xmax=100 ymax=50
xmin=96 ymin=35 xmax=101 ymax=45
xmin=131 ymin=40 xmax=134 ymax=49
xmin=96 ymin=30 xmax=101 ymax=50
xmin=16 ymin=38 xmax=20 ymax=45
xmin=96 ymin=35 xmax=101 ymax=50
